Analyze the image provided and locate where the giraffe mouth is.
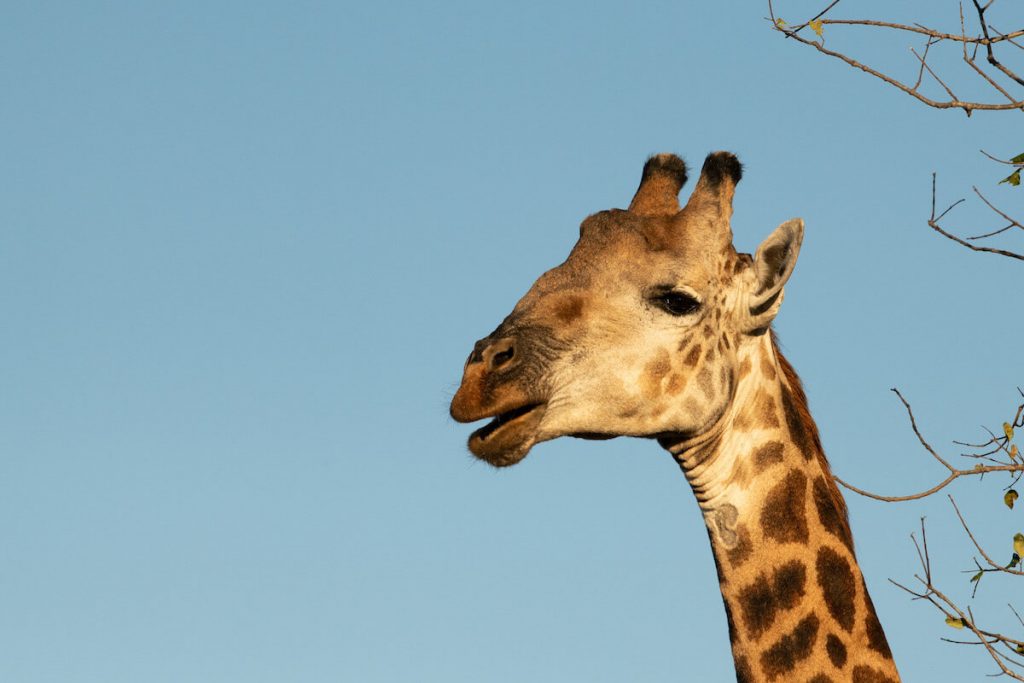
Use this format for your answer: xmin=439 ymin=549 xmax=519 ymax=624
xmin=467 ymin=402 xmax=546 ymax=467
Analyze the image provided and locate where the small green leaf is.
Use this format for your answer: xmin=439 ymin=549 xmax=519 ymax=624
xmin=1006 ymin=489 xmax=1019 ymax=509
xmin=1016 ymin=643 xmax=1024 ymax=655
xmin=1010 ymin=152 xmax=1024 ymax=164
xmin=775 ymin=17 xmax=787 ymax=28
xmin=1005 ymin=422 xmax=1016 ymax=441
xmin=1000 ymin=169 xmax=1021 ymax=187
xmin=970 ymin=570 xmax=984 ymax=583
xmin=945 ymin=616 xmax=966 ymax=629
xmin=809 ymin=19 xmax=824 ymax=37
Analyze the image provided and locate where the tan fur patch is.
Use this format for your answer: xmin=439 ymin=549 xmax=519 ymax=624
xmin=730 ymin=460 xmax=749 ymax=487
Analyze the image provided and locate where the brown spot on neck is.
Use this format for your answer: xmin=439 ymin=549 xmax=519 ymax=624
xmin=754 ymin=389 xmax=781 ymax=428
xmin=753 ymin=441 xmax=785 ymax=470
xmin=813 ymin=477 xmax=855 ymax=553
xmin=816 ymin=546 xmax=857 ymax=632
xmin=736 ymin=561 xmax=807 ymax=639
xmin=863 ymin=586 xmax=894 ymax=660
xmin=760 ymin=612 xmax=819 ymax=680
xmin=726 ymin=523 xmax=753 ymax=568
xmin=779 ymin=385 xmax=814 ymax=459
xmin=735 ymin=655 xmax=753 ymax=683
xmin=760 ymin=470 xmax=808 ymax=544
xmin=826 ymin=632 xmax=848 ymax=668
xmin=852 ymin=665 xmax=898 ymax=683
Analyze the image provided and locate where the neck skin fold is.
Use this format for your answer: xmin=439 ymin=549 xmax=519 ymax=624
xmin=660 ymin=333 xmax=901 ymax=683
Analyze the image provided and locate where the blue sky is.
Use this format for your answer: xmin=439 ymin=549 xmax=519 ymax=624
xmin=2 ymin=1 xmax=1021 ymax=681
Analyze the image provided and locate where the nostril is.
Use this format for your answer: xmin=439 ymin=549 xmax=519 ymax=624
xmin=492 ymin=346 xmax=514 ymax=368
xmin=485 ymin=338 xmax=517 ymax=371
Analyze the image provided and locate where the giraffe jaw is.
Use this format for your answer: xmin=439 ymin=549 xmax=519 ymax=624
xmin=467 ymin=402 xmax=547 ymax=467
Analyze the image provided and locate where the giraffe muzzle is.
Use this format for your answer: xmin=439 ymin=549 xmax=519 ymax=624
xmin=465 ymin=401 xmax=546 ymax=465
xmin=451 ymin=336 xmax=549 ymax=466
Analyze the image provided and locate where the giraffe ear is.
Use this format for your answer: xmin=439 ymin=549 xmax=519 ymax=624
xmin=745 ymin=218 xmax=804 ymax=328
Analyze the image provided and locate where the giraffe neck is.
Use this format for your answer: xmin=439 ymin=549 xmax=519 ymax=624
xmin=661 ymin=334 xmax=900 ymax=683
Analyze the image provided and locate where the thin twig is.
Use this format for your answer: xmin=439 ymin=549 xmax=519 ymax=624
xmin=949 ymin=495 xmax=1024 ymax=576
xmin=980 ymin=149 xmax=1024 ymax=166
xmin=928 ymin=174 xmax=1024 ymax=260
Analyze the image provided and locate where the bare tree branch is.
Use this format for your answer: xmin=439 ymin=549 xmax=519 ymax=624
xmin=973 ymin=0 xmax=1024 ymax=86
xmin=891 ymin=519 xmax=1024 ymax=680
xmin=835 ymin=391 xmax=1024 ymax=501
xmin=819 ymin=19 xmax=1024 ymax=46
xmin=766 ymin=0 xmax=1024 ymax=115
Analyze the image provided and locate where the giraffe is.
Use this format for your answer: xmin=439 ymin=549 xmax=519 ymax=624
xmin=449 ymin=151 xmax=900 ymax=682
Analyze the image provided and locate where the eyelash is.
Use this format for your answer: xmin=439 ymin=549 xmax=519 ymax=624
xmin=652 ymin=291 xmax=701 ymax=316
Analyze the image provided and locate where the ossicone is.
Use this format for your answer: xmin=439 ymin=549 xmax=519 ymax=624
xmin=629 ymin=153 xmax=688 ymax=217
xmin=698 ymin=151 xmax=742 ymax=187
xmin=678 ymin=151 xmax=744 ymax=242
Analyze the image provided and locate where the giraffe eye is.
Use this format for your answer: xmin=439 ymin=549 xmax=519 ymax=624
xmin=653 ymin=291 xmax=701 ymax=316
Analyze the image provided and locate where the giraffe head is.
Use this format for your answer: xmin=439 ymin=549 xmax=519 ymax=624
xmin=451 ymin=152 xmax=804 ymax=467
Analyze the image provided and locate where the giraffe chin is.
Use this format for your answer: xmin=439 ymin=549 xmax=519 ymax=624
xmin=467 ymin=403 xmax=546 ymax=467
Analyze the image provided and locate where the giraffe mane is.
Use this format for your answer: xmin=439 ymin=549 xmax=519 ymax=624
xmin=770 ymin=329 xmax=854 ymax=554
